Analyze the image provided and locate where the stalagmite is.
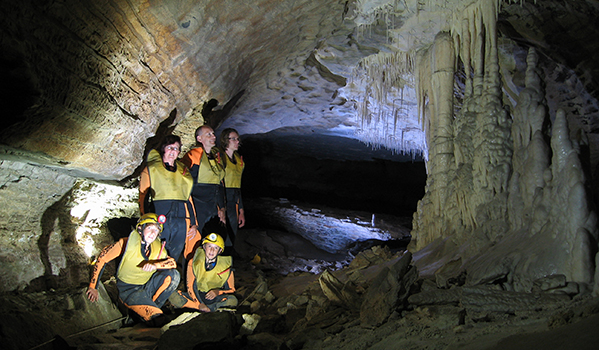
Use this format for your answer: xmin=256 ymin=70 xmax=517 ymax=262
xmin=405 ymin=0 xmax=598 ymax=294
xmin=411 ymin=0 xmax=511 ymax=250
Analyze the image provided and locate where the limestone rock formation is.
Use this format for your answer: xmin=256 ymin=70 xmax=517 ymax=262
xmin=1 ymin=2 xmax=599 ymax=348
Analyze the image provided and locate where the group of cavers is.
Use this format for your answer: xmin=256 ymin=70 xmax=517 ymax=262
xmin=86 ymin=125 xmax=246 ymax=327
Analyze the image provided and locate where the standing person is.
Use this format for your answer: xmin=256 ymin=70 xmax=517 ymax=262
xmin=181 ymin=125 xmax=226 ymax=258
xmin=220 ymin=128 xmax=246 ymax=251
xmin=169 ymin=233 xmax=237 ymax=312
xmin=139 ymin=135 xmax=199 ymax=262
xmin=87 ymin=213 xmax=179 ymax=327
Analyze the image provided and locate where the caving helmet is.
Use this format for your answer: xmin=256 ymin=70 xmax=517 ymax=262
xmin=136 ymin=213 xmax=166 ymax=234
xmin=202 ymin=233 xmax=225 ymax=252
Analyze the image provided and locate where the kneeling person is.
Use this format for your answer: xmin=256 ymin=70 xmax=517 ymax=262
xmin=87 ymin=213 xmax=179 ymax=326
xmin=170 ymin=233 xmax=237 ymax=312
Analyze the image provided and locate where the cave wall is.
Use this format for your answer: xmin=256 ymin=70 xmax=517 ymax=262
xmin=0 ymin=160 xmax=76 ymax=291
xmin=0 ymin=160 xmax=138 ymax=292
xmin=0 ymin=0 xmax=347 ymax=178
xmin=1 ymin=0 xmax=191 ymax=178
xmin=0 ymin=0 xmax=350 ymax=291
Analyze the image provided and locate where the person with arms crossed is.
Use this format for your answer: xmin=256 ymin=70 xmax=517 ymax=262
xmin=87 ymin=213 xmax=178 ymax=327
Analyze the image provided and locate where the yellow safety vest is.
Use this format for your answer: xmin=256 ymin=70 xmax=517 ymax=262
xmin=117 ymin=230 xmax=167 ymax=285
xmin=147 ymin=149 xmax=194 ymax=201
xmin=192 ymin=249 xmax=232 ymax=292
xmin=224 ymin=152 xmax=245 ymax=189
xmin=197 ymin=150 xmax=225 ymax=185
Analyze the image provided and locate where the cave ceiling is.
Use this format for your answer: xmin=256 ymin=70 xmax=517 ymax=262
xmin=0 ymin=0 xmax=599 ymax=180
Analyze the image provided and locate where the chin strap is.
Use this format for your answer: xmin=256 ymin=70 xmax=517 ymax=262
xmin=205 ymin=258 xmax=217 ymax=271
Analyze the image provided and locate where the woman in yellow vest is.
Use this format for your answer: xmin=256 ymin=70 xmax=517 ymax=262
xmin=86 ymin=213 xmax=179 ymax=327
xmin=219 ymin=128 xmax=246 ymax=250
xmin=181 ymin=125 xmax=226 ymax=256
xmin=139 ymin=135 xmax=199 ymax=261
xmin=169 ymin=233 xmax=237 ymax=312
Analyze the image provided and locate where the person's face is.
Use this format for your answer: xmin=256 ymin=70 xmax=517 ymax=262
xmin=162 ymin=142 xmax=181 ymax=166
xmin=197 ymin=127 xmax=216 ymax=150
xmin=142 ymin=224 xmax=160 ymax=245
xmin=227 ymin=132 xmax=240 ymax=152
xmin=203 ymin=242 xmax=221 ymax=260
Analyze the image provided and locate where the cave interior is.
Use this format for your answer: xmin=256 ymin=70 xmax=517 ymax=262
xmin=3 ymin=0 xmax=599 ymax=349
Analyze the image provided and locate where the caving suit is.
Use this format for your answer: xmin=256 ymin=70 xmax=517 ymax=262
xmin=89 ymin=230 xmax=179 ymax=321
xmin=181 ymin=147 xmax=226 ymax=252
xmin=223 ymin=151 xmax=245 ymax=245
xmin=169 ymin=248 xmax=237 ymax=312
xmin=139 ymin=149 xmax=198 ymax=261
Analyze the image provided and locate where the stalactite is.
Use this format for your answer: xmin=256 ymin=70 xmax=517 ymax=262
xmin=354 ymin=0 xmax=402 ymax=42
xmin=350 ymin=49 xmax=425 ymax=157
xmin=351 ymin=0 xmax=530 ymax=159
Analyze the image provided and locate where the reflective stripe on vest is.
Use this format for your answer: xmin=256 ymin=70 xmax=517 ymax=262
xmin=192 ymin=249 xmax=232 ymax=292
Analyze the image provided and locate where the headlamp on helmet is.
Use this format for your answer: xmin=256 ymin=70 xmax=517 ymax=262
xmin=202 ymin=233 xmax=225 ymax=251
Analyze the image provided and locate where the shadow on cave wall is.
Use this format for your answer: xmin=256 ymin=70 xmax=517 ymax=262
xmin=106 ymin=217 xmax=138 ymax=241
xmin=201 ymin=89 xmax=245 ymax=130
xmin=29 ymin=190 xmax=87 ymax=292
xmin=121 ymin=108 xmax=180 ymax=185
xmin=29 ymin=188 xmax=139 ymax=293
xmin=121 ymin=88 xmax=245 ymax=186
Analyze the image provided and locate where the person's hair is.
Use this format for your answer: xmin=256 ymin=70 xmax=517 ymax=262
xmin=194 ymin=125 xmax=210 ymax=139
xmin=159 ymin=135 xmax=182 ymax=157
xmin=219 ymin=128 xmax=239 ymax=150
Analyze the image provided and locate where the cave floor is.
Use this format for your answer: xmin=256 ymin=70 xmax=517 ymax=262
xmin=7 ymin=201 xmax=599 ymax=349
xmin=57 ymin=253 xmax=599 ymax=350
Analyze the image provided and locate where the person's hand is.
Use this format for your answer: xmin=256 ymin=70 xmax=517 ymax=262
xmin=86 ymin=287 xmax=99 ymax=302
xmin=199 ymin=303 xmax=211 ymax=312
xmin=154 ymin=257 xmax=177 ymax=269
xmin=187 ymin=225 xmax=198 ymax=240
xmin=238 ymin=209 xmax=246 ymax=228
xmin=218 ymin=208 xmax=226 ymax=224
xmin=205 ymin=289 xmax=220 ymax=300
xmin=141 ymin=261 xmax=157 ymax=272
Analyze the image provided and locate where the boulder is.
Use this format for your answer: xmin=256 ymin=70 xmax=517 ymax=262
xmin=360 ymin=251 xmax=417 ymax=328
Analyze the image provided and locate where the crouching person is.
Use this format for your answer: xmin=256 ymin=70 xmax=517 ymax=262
xmin=86 ymin=213 xmax=180 ymax=327
xmin=169 ymin=233 xmax=237 ymax=312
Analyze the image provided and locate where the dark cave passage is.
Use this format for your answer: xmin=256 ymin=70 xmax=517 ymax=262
xmin=238 ymin=130 xmax=427 ymax=219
